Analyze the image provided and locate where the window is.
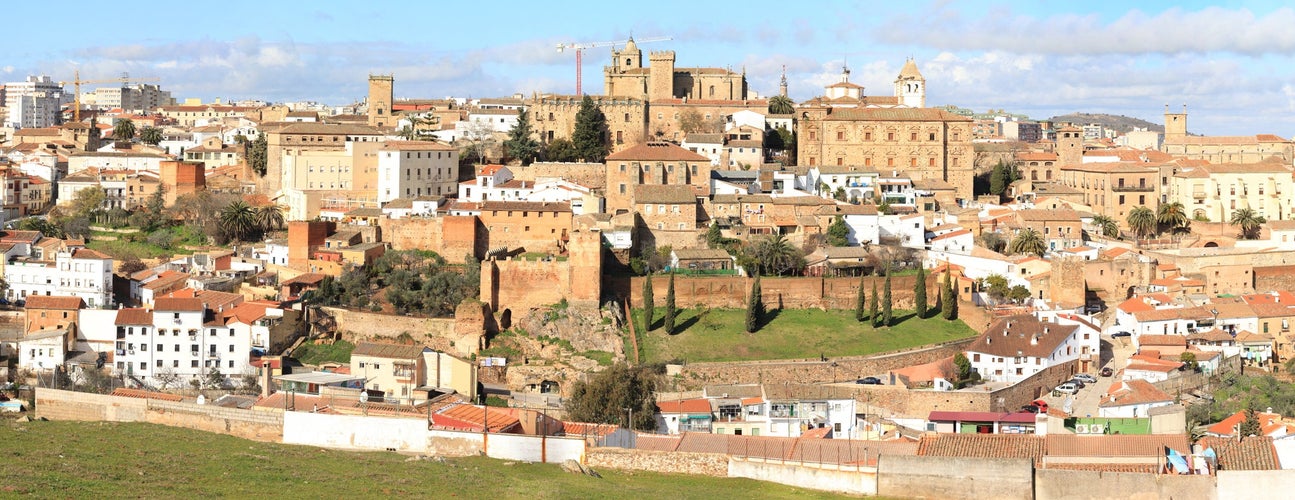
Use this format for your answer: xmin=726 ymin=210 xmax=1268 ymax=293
xmin=837 ymin=131 xmax=844 ymax=140
xmin=192 ymin=360 xmax=199 ymax=368
xmin=972 ymin=353 xmax=980 ymax=362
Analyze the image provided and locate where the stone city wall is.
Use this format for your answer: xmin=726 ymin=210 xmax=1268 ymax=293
xmin=585 ymin=447 xmax=729 ymax=477
xmin=322 ymin=306 xmax=480 ymax=357
xmin=35 ymin=388 xmax=284 ymax=443
xmin=631 ymin=274 xmax=936 ymax=311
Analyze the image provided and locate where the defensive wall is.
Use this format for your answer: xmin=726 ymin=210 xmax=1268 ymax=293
xmin=629 ymin=274 xmax=936 ymax=310
xmin=321 ymin=306 xmax=482 ymax=357
xmin=35 ymin=388 xmax=284 ymax=442
xmin=377 ymin=216 xmax=484 ymax=263
xmin=508 ymin=162 xmax=607 ymax=190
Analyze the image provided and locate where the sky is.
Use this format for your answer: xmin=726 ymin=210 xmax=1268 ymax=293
xmin=6 ymin=1 xmax=1295 ymax=136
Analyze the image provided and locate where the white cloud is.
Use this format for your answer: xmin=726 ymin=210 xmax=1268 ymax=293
xmin=874 ymin=6 xmax=1295 ymax=56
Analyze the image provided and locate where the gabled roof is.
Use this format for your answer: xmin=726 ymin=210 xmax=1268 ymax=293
xmin=605 ymin=142 xmax=709 ymax=162
xmin=153 ymin=297 xmax=204 ymax=312
xmin=968 ymin=315 xmax=1078 ymax=358
xmin=115 ymin=308 xmax=154 ymax=325
xmin=23 ymin=295 xmax=85 ymax=310
xmin=657 ymin=398 xmax=713 ymax=414
xmin=917 ymin=434 xmax=1044 ymax=460
xmin=1198 ymin=436 xmax=1281 ymax=470
xmin=1100 ymin=379 xmax=1173 ymax=407
xmin=433 ymin=404 xmax=520 ymax=432
xmin=1045 ymin=434 xmax=1189 ymax=457
xmin=1137 ymin=334 xmax=1187 ymax=347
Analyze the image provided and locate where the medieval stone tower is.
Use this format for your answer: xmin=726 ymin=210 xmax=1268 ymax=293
xmin=367 ymin=74 xmax=394 ymax=127
xmin=648 ymin=51 xmax=676 ymax=101
xmin=894 ymin=58 xmax=926 ymax=108
xmin=1057 ymin=125 xmax=1084 ymax=166
xmin=1164 ymin=104 xmax=1187 ymax=143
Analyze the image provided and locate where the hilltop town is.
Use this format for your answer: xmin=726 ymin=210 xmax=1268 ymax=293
xmin=2 ymin=39 xmax=1295 ymax=498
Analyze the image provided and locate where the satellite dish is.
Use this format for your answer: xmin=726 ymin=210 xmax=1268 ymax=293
xmin=360 ymin=390 xmax=369 ymax=403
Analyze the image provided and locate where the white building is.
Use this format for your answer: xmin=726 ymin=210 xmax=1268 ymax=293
xmin=376 ymin=141 xmax=459 ymax=203
xmin=966 ymin=315 xmax=1089 ymax=385
xmin=879 ymin=213 xmax=926 ymax=248
xmin=6 ymin=247 xmax=114 ymax=308
xmin=4 ymin=75 xmax=67 ymax=129
xmin=111 ymin=297 xmax=253 ymax=388
xmin=1098 ymin=379 xmax=1175 ymax=418
xmin=815 ymin=203 xmax=880 ymax=245
xmin=929 ymin=229 xmax=974 ymax=255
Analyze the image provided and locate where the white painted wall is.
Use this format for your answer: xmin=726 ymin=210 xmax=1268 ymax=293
xmin=284 ymin=412 xmax=429 ymax=452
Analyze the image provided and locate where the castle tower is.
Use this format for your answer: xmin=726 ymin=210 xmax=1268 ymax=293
xmin=567 ymin=230 xmax=603 ymax=307
xmin=1164 ymin=104 xmax=1187 ymax=142
xmin=779 ymin=65 xmax=788 ymax=97
xmin=648 ymin=51 xmax=676 ymax=101
xmin=894 ymin=58 xmax=926 ymax=108
xmin=1056 ymin=125 xmax=1084 ymax=166
xmin=616 ymin=37 xmax=642 ymax=71
xmin=367 ymin=74 xmax=394 ymax=127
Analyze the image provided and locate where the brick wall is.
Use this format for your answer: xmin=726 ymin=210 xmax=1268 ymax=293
xmin=632 ymin=274 xmax=936 ymax=310
xmin=322 ymin=306 xmax=480 ymax=357
xmin=586 ymin=447 xmax=729 ymax=477
xmin=510 ymin=162 xmax=606 ymax=190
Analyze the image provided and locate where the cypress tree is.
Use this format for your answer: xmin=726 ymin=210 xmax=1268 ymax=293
xmin=642 ymin=275 xmax=655 ymax=331
xmin=882 ymin=271 xmax=893 ymax=327
xmin=914 ymin=266 xmax=928 ymax=319
xmin=746 ymin=274 xmax=763 ymax=333
xmin=941 ymin=270 xmax=958 ymax=321
xmin=854 ymin=274 xmax=867 ymax=322
xmin=869 ymin=281 xmax=879 ymax=327
xmin=572 ymin=95 xmax=609 ymax=163
xmin=664 ymin=273 xmax=677 ymax=334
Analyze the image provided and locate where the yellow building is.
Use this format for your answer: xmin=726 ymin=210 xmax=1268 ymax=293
xmin=1056 ymin=161 xmax=1160 ymax=227
xmin=1166 ymin=161 xmax=1295 ymax=222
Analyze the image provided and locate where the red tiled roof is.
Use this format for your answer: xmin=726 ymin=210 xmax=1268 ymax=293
xmin=23 ymin=295 xmax=84 ymax=310
xmin=111 ymin=388 xmax=183 ymax=402
xmin=561 ymin=422 xmax=620 ymax=437
xmin=657 ymin=398 xmax=712 ymax=414
xmin=1198 ymin=436 xmax=1281 ymax=470
xmin=917 ymin=433 xmax=1045 ymax=460
xmin=433 ymin=404 xmax=520 ymax=432
xmin=1045 ymin=434 xmax=1189 ymax=457
xmin=605 ymin=142 xmax=709 ymax=162
xmin=1206 ymin=410 xmax=1285 ymax=437
xmin=70 ymin=248 xmax=111 ymax=260
xmin=280 ymin=273 xmax=327 ymax=286
xmin=154 ymin=297 xmax=204 ymax=312
xmin=115 ymin=308 xmax=153 ymax=325
xmin=1100 ymin=379 xmax=1174 ymax=407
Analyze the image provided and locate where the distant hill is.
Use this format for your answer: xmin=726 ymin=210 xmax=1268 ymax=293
xmin=1047 ymin=113 xmax=1164 ymax=134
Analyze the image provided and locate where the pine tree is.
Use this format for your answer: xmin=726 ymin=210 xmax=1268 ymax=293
xmin=572 ymin=95 xmax=609 ymax=163
xmin=746 ymin=274 xmax=763 ymax=333
xmin=869 ymin=281 xmax=879 ymax=327
xmin=502 ymin=110 xmax=540 ymax=165
xmin=914 ymin=266 xmax=928 ymax=319
xmin=1240 ymin=406 xmax=1261 ymax=438
xmin=854 ymin=274 xmax=867 ymax=322
xmin=642 ymin=275 xmax=655 ymax=331
xmin=882 ymin=271 xmax=893 ymax=327
xmin=705 ymin=223 xmax=723 ymax=249
xmin=826 ymin=216 xmax=850 ymax=246
xmin=941 ymin=270 xmax=958 ymax=321
xmin=663 ymin=273 xmax=677 ymax=334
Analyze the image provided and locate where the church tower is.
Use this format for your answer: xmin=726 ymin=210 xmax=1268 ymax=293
xmin=779 ymin=65 xmax=788 ymax=97
xmin=1057 ymin=125 xmax=1084 ymax=166
xmin=367 ymin=74 xmax=394 ymax=128
xmin=894 ymin=58 xmax=926 ymax=108
xmin=1164 ymin=104 xmax=1187 ymax=143
xmin=615 ymin=37 xmax=642 ymax=71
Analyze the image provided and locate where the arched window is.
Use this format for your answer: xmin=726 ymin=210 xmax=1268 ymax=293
xmin=708 ymin=85 xmax=715 ymax=97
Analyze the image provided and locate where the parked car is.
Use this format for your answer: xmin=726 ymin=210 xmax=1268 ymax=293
xmin=1074 ymin=373 xmax=1097 ymax=384
xmin=1020 ymin=404 xmax=1040 ymax=413
xmin=1031 ymin=399 xmax=1049 ymax=412
xmin=1111 ymin=331 xmax=1132 ymax=338
xmin=856 ymin=377 xmax=882 ymax=385
xmin=1070 ymin=378 xmax=1086 ymax=389
xmin=1055 ymin=382 xmax=1079 ymax=394
xmin=1100 ymin=367 xmax=1114 ymax=377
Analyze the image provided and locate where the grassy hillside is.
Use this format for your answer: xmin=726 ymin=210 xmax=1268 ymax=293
xmin=1047 ymin=112 xmax=1163 ymax=134
xmin=1 ymin=420 xmax=848 ymax=499
xmin=638 ymin=307 xmax=975 ymax=364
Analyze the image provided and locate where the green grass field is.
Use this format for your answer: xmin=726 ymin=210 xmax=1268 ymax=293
xmin=638 ymin=307 xmax=975 ymax=363
xmin=289 ymin=339 xmax=355 ymax=366
xmin=1 ymin=420 xmax=849 ymax=498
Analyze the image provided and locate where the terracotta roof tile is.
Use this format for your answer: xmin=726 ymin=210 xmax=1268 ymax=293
xmin=917 ymin=433 xmax=1044 ymax=460
xmin=968 ymin=315 xmax=1078 ymax=358
xmin=114 ymin=308 xmax=153 ymax=325
xmin=605 ymin=142 xmax=709 ymax=162
xmin=1198 ymin=436 xmax=1281 ymax=470
xmin=23 ymin=295 xmax=84 ymax=310
xmin=1045 ymin=434 xmax=1189 ymax=457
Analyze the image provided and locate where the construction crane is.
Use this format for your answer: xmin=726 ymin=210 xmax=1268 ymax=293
xmin=59 ymin=70 xmax=161 ymax=122
xmin=556 ymin=36 xmax=670 ymax=95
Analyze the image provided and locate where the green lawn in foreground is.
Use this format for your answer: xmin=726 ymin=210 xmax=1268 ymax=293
xmin=638 ymin=307 xmax=975 ymax=363
xmin=0 ymin=420 xmax=848 ymax=499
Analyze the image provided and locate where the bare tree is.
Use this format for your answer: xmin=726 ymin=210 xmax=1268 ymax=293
xmin=155 ymin=367 xmax=180 ymax=390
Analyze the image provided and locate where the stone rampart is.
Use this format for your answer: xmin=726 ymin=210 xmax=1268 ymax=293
xmin=631 ymin=274 xmax=935 ymax=310
xmin=585 ymin=447 xmax=729 ymax=477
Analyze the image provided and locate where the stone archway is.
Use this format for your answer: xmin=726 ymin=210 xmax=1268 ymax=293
xmin=1204 ymin=241 xmax=1219 ymax=248
xmin=500 ymin=308 xmax=512 ymax=330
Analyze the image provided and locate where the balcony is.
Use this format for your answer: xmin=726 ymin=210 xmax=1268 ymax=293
xmin=1112 ymin=185 xmax=1154 ymax=192
xmin=1192 ymin=191 xmax=1207 ymax=199
xmin=207 ymin=352 xmax=219 ymax=359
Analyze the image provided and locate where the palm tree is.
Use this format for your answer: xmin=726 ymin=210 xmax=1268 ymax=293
xmin=1091 ymin=214 xmax=1120 ymax=239
xmin=138 ymin=126 xmax=163 ymax=145
xmin=1008 ymin=228 xmax=1047 ymax=257
xmin=1157 ymin=202 xmax=1188 ymax=238
xmin=1230 ymin=208 xmax=1267 ymax=240
xmin=1127 ymin=206 xmax=1156 ymax=240
xmin=219 ymin=200 xmax=257 ymax=242
xmin=768 ymin=95 xmax=795 ymax=115
xmin=254 ymin=204 xmax=286 ymax=232
xmin=113 ymin=118 xmax=136 ymax=142
xmin=748 ymin=233 xmax=800 ymax=276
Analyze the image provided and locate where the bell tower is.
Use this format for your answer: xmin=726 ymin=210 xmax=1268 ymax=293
xmin=367 ymin=74 xmax=394 ymax=128
xmin=894 ymin=58 xmax=926 ymax=108
xmin=1164 ymin=104 xmax=1187 ymax=143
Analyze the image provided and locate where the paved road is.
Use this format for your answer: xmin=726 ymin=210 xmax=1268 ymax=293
xmin=1037 ymin=333 xmax=1137 ymax=417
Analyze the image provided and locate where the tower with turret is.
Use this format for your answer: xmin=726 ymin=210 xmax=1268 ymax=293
xmin=894 ymin=58 xmax=926 ymax=108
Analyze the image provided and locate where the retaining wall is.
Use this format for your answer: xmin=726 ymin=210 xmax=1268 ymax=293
xmin=728 ymin=457 xmax=878 ymax=496
xmin=1035 ymin=469 xmax=1216 ymax=500
xmin=35 ymin=388 xmax=284 ymax=442
xmin=585 ymin=447 xmax=728 ymax=477
xmin=877 ymin=455 xmax=1034 ymax=500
